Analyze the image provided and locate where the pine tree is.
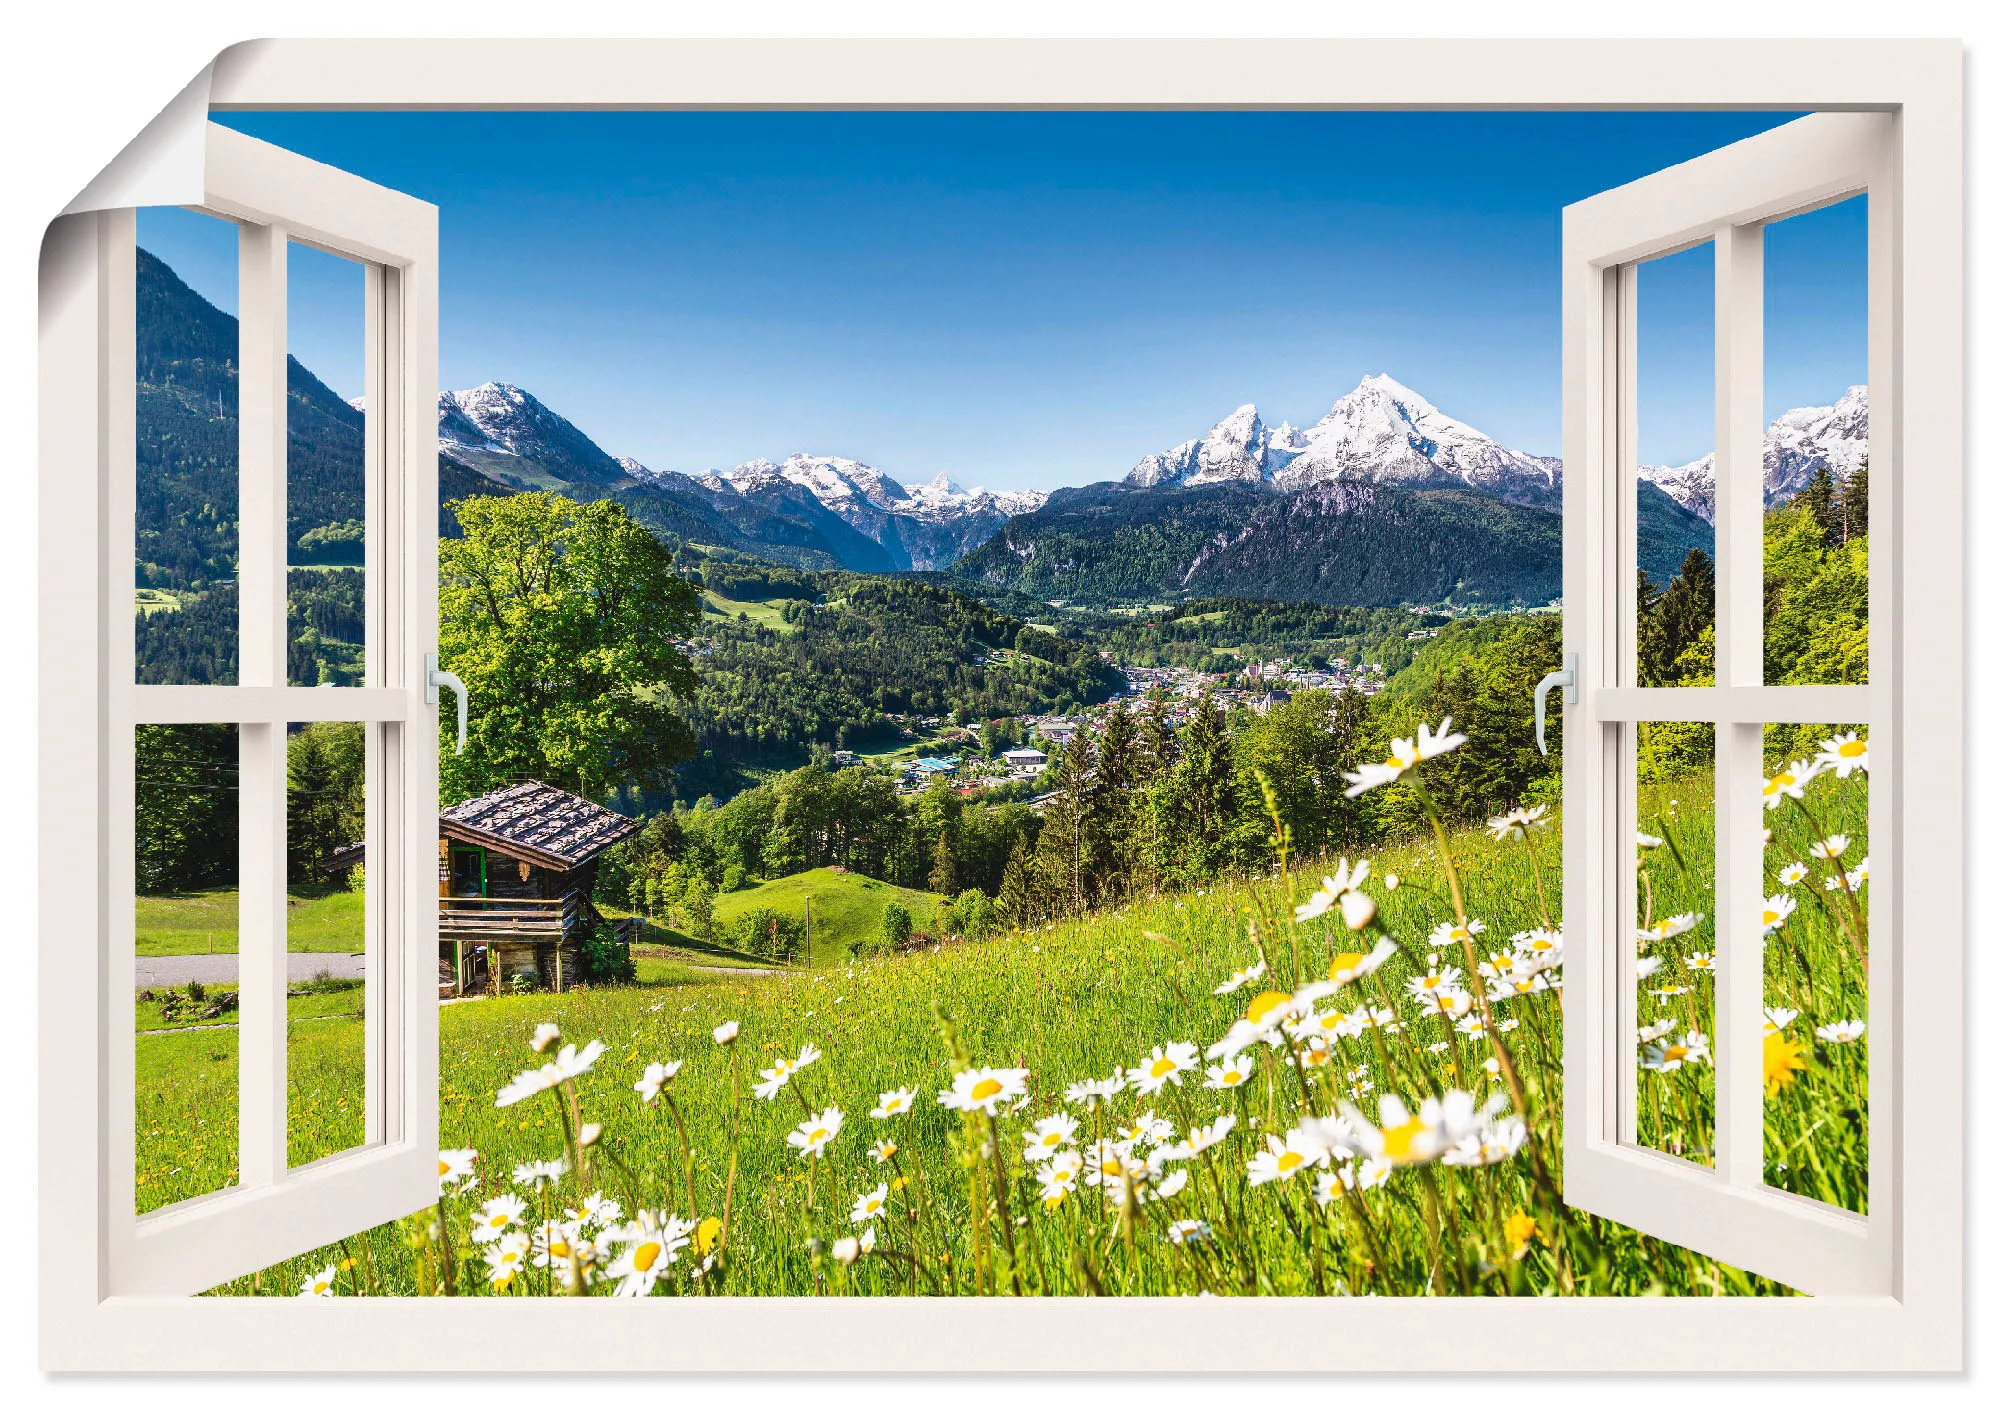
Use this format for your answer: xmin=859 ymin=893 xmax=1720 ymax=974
xmin=928 ymin=825 xmax=958 ymax=896
xmin=1795 ymin=465 xmax=1838 ymax=545
xmin=1837 ymin=454 xmax=1869 ymax=542
xmin=995 ymin=839 xmax=1037 ymax=926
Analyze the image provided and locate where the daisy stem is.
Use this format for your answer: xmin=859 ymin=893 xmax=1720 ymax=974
xmin=660 ymin=1092 xmax=700 ymax=1218
xmin=984 ymin=1110 xmax=1026 ymax=1296
xmin=716 ymin=1045 xmax=744 ymax=1268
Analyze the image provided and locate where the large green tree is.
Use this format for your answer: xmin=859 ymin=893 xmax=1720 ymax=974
xmin=439 ymin=492 xmax=701 ymax=801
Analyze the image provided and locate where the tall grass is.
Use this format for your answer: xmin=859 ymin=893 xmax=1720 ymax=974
xmin=164 ymin=726 xmax=1869 ymax=1299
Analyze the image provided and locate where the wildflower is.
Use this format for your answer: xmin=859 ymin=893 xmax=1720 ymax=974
xmin=577 ymin=1192 xmax=623 ymax=1227
xmin=1487 ymin=805 xmax=1549 ymax=842
xmin=606 ymin=1214 xmax=695 ymax=1297
xmin=1414 ymin=987 xmax=1473 ymax=1020
xmin=1634 ymin=955 xmax=1663 ymax=982
xmin=850 ymin=1183 xmax=891 ymax=1224
xmin=1293 ymin=859 xmax=1370 ymax=920
xmin=633 ymin=1059 xmax=682 ymax=1104
xmin=1811 ymin=834 xmax=1852 ymax=861
xmin=868 ymin=1138 xmax=898 ymax=1164
xmin=1428 ymin=918 xmax=1487 ymax=951
xmin=1641 ymin=1030 xmax=1711 ymax=1073
xmin=1163 ymin=1114 xmax=1237 ymax=1161
xmin=1761 ymin=894 xmax=1797 ymax=935
xmin=483 ymin=1231 xmax=530 ymax=1288
xmin=1779 ymin=861 xmax=1810 ymax=886
xmin=1342 ymin=1091 xmax=1491 ymax=1167
xmin=1504 ymin=1209 xmax=1538 ymax=1260
xmin=512 ymin=1157 xmax=567 ymax=1188
xmin=529 ymin=1218 xmax=586 ymax=1274
xmin=1213 ymin=960 xmax=1266 ymax=995
xmin=831 ymin=1235 xmax=863 ymax=1266
xmin=1022 ymin=1112 xmax=1080 ymax=1161
xmin=298 ymin=1263 xmax=338 ymax=1297
xmin=1815 ymin=730 xmax=1869 ymax=778
xmin=1650 ymin=985 xmax=1693 ymax=1000
xmin=437 ymin=1147 xmax=476 ymax=1193
xmin=1816 ymin=1019 xmax=1867 ymax=1044
xmin=1166 ymin=1219 xmax=1211 ymax=1245
xmin=1838 ymin=857 xmax=1870 ymax=890
xmin=1477 ymin=950 xmax=1523 ymax=983
xmin=1764 ymin=1032 xmax=1810 ymax=1093
xmin=870 ymin=1087 xmax=917 ymax=1119
xmin=1130 ymin=1041 xmax=1199 ymax=1095
xmin=1639 ymin=912 xmax=1703 ymax=945
xmin=1341 ymin=717 xmax=1466 ymax=797
xmin=939 ymin=1066 xmax=1030 ymax=1114
xmin=472 ymin=1192 xmax=527 ymax=1243
xmin=713 ymin=1020 xmax=740 ymax=1045
xmin=578 ymin=1123 xmax=603 ymax=1148
xmin=754 ymin=1043 xmax=823 ymax=1101
xmin=1338 ymin=890 xmax=1378 ymax=930
xmin=1513 ymin=929 xmax=1564 ymax=969
xmin=495 ymin=1040 xmax=607 ymax=1109
xmin=1035 ymin=1150 xmax=1084 ymax=1208
xmin=1407 ymin=966 xmax=1465 ymax=1000
xmin=1081 ymin=1139 xmax=1139 ymax=1188
xmin=1764 ymin=759 xmax=1826 ymax=809
xmin=530 ymin=1022 xmax=561 ymax=1054
xmin=1685 ymin=950 xmax=1716 ymax=972
xmin=1441 ymin=1117 xmax=1528 ymax=1167
xmin=1064 ymin=1074 xmax=1124 ymax=1106
xmin=1204 ymin=1054 xmax=1255 ymax=1090
xmin=1246 ymin=1127 xmax=1333 ymax=1185
xmin=787 ymin=1108 xmax=844 ymax=1159
xmin=1119 ymin=1111 xmax=1177 ymax=1146
xmin=1764 ymin=1006 xmax=1799 ymax=1035
xmin=1636 ymin=831 xmax=1665 ymax=850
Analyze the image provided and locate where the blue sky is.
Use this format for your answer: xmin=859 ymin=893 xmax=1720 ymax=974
xmin=141 ymin=111 xmax=1867 ymax=490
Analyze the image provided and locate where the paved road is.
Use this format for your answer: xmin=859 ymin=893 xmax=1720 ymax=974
xmin=136 ymin=952 xmax=367 ymax=988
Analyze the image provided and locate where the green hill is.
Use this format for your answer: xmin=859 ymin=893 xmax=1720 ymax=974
xmin=713 ymin=867 xmax=945 ymax=958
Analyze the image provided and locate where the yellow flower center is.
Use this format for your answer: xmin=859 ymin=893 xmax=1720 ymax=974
xmin=1839 ymin=739 xmax=1866 ymax=758
xmin=1763 ymin=910 xmax=1780 ymax=926
xmin=970 ymin=1078 xmax=1003 ymax=1102
xmin=1221 ymin=1070 xmax=1245 ymax=1085
xmin=1380 ymin=1119 xmax=1427 ymax=1163
xmin=1276 ymin=1151 xmax=1305 ymax=1174
xmin=438 ymin=1159 xmax=451 ymax=1177
xmin=1663 ymin=1044 xmax=1689 ymax=1062
xmin=632 ymin=1241 xmax=661 ymax=1272
xmin=1331 ymin=953 xmax=1367 ymax=978
xmin=1148 ymin=1057 xmax=1176 ymax=1078
xmin=1246 ymin=991 xmax=1292 ymax=1025
xmin=1102 ymin=1158 xmax=1123 ymax=1178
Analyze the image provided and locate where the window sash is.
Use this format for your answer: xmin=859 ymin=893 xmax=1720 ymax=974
xmin=1560 ymin=112 xmax=1896 ymax=1298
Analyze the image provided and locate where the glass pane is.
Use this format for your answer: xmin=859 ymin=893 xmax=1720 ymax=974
xmin=1760 ymin=722 xmax=1869 ymax=1213
xmin=1762 ymin=196 xmax=1869 ymax=686
xmin=286 ymin=241 xmax=369 ymax=686
xmin=135 ymin=208 xmax=240 ymax=685
xmin=1634 ymin=720 xmax=1716 ymax=1166
xmin=135 ymin=723 xmax=240 ymax=1212
xmin=1633 ymin=242 xmax=1719 ymax=688
xmin=286 ymin=722 xmax=371 ymax=1166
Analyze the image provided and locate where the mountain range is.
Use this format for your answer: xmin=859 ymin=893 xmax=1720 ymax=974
xmin=1637 ymin=385 xmax=1869 ymax=524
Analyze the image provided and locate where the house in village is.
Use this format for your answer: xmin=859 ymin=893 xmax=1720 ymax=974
xmin=327 ymin=779 xmax=638 ymax=998
xmin=1002 ymin=746 xmax=1048 ymax=776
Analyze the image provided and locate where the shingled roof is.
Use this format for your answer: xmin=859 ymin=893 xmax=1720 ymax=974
xmin=438 ymin=781 xmax=640 ymax=872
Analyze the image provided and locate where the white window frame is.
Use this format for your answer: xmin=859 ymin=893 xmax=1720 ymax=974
xmin=1559 ymin=112 xmax=1899 ymax=1298
xmin=37 ymin=37 xmax=1961 ymax=1372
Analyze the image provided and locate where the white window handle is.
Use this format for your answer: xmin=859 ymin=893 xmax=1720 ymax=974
xmin=1533 ymin=652 xmax=1578 ymax=756
xmin=424 ymin=652 xmax=469 ymax=755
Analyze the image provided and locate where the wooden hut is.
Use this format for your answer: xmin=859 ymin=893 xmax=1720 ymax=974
xmin=436 ymin=781 xmax=640 ymax=997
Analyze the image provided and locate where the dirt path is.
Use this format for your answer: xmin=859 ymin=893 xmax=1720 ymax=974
xmin=135 ymin=952 xmax=366 ymax=988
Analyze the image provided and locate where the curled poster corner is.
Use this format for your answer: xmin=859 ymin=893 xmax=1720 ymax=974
xmin=59 ymin=61 xmax=214 ymax=217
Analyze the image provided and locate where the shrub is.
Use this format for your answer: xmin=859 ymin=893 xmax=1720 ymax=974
xmin=880 ymin=901 xmax=912 ymax=951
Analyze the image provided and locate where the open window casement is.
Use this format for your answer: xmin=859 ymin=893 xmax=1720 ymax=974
xmin=49 ymin=121 xmax=440 ymax=1300
xmin=1559 ymin=113 xmax=1897 ymax=1297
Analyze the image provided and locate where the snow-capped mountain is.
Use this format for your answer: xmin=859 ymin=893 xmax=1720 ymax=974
xmin=434 ymin=384 xmax=1044 ymax=571
xmin=1638 ymin=385 xmax=1868 ymax=524
xmin=438 ymin=382 xmax=631 ymax=487
xmin=1125 ymin=374 xmax=1561 ymax=509
xmin=698 ymin=453 xmax=1048 ymax=570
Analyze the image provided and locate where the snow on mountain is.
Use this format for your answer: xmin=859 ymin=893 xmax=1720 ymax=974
xmin=1638 ymin=385 xmax=1868 ymax=524
xmin=1125 ymin=374 xmax=1560 ymax=509
xmin=715 ymin=452 xmax=1045 ymax=525
xmin=436 ymin=381 xmax=627 ymax=486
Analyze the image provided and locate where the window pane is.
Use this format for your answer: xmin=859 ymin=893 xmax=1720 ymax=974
xmin=1633 ymin=243 xmax=1718 ymax=689
xmin=135 ymin=723 xmax=240 ymax=1213
xmin=1760 ymin=722 xmax=1869 ymax=1214
xmin=286 ymin=241 xmax=369 ymax=686
xmin=286 ymin=722 xmax=371 ymax=1167
xmin=1762 ymin=197 xmax=1869 ymax=686
xmin=135 ymin=209 xmax=240 ymax=685
xmin=1634 ymin=720 xmax=1716 ymax=1166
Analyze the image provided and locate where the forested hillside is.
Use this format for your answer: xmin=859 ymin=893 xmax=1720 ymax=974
xmin=1088 ymin=598 xmax=1438 ymax=672
xmin=678 ymin=565 xmax=1123 ymax=765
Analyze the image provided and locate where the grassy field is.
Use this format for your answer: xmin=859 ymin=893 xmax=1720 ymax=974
xmin=136 ymin=887 xmax=364 ymax=956
xmin=142 ymin=733 xmax=1868 ymax=1299
xmin=712 ymin=867 xmax=946 ymax=958
xmin=701 ymin=590 xmax=798 ymax=633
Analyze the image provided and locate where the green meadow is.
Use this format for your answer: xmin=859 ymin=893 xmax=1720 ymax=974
xmin=136 ymin=887 xmax=364 ymax=957
xmin=156 ymin=746 xmax=1870 ymax=1298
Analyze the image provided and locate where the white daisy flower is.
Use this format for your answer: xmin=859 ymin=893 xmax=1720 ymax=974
xmin=1641 ymin=1029 xmax=1712 ymax=1072
xmin=1166 ymin=1218 xmax=1211 ymax=1245
xmin=1815 ymin=730 xmax=1869 ymax=778
xmin=605 ymin=1214 xmax=694 ymax=1297
xmin=1810 ymin=834 xmax=1852 ymax=861
xmin=298 ymin=1263 xmax=338 ymax=1297
xmin=1021 ymin=1112 xmax=1080 ymax=1161
xmin=1245 ymin=1128 xmax=1332 ymax=1185
xmin=1213 ymin=960 xmax=1267 ymax=995
xmin=1636 ymin=831 xmax=1665 ymax=850
xmin=437 ymin=1147 xmax=477 ymax=1193
xmin=1293 ymin=858 xmax=1370 ymax=921
xmin=938 ymin=1066 xmax=1029 ymax=1114
xmin=870 ymin=1087 xmax=917 ymax=1119
xmin=1203 ymin=1054 xmax=1255 ymax=1090
xmin=1763 ymin=1006 xmax=1799 ymax=1034
xmin=1778 ymin=861 xmax=1810 ymax=887
xmin=712 ymin=1020 xmax=740 ymax=1045
xmin=511 ymin=1157 xmax=567 ymax=1188
xmin=1064 ymin=1074 xmax=1125 ymax=1106
xmin=472 ymin=1192 xmax=527 ymax=1244
xmin=786 ymin=1108 xmax=844 ymax=1159
xmin=1816 ymin=1019 xmax=1867 ymax=1044
xmin=1487 ymin=805 xmax=1549 ymax=842
xmin=1761 ymin=894 xmax=1797 ymax=935
xmin=483 ymin=1231 xmax=530 ymax=1287
xmin=1685 ymin=950 xmax=1716 ymax=972
xmin=633 ymin=1059 xmax=682 ymax=1104
xmin=1129 ymin=1041 xmax=1199 ymax=1095
xmin=1763 ymin=759 xmax=1826 ymax=810
xmin=1428 ymin=918 xmax=1487 ymax=951
xmin=850 ymin=1183 xmax=891 ymax=1224
xmin=868 ymin=1138 xmax=898 ymax=1164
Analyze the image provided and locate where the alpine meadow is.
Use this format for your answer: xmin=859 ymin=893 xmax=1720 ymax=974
xmin=124 ymin=109 xmax=1877 ymax=1303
